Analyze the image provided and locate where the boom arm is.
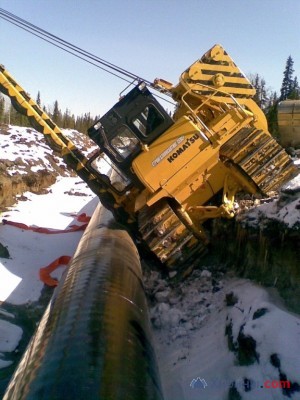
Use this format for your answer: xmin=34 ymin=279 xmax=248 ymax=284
xmin=0 ymin=65 xmax=133 ymax=224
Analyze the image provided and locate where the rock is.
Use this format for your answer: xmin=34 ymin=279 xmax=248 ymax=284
xmin=154 ymin=303 xmax=184 ymax=329
xmin=168 ymin=296 xmax=180 ymax=305
xmin=0 ymin=243 xmax=10 ymax=259
xmin=252 ymin=307 xmax=269 ymax=319
xmin=184 ymin=322 xmax=194 ymax=331
xmin=152 ymin=317 xmax=162 ymax=329
xmin=171 ymin=327 xmax=187 ymax=340
xmin=281 ymin=173 xmax=300 ymax=195
xmin=193 ymin=315 xmax=207 ymax=328
xmin=156 ymin=302 xmax=170 ymax=313
xmin=155 ymin=290 xmax=171 ymax=303
xmin=168 ymin=308 xmax=184 ymax=328
xmin=225 ymin=292 xmax=238 ymax=306
xmin=201 ymin=269 xmax=212 ymax=278
xmin=270 ymin=353 xmax=281 ymax=369
xmin=237 ymin=331 xmax=259 ymax=365
xmin=150 ymin=303 xmax=170 ymax=329
xmin=228 ymin=384 xmax=242 ymax=400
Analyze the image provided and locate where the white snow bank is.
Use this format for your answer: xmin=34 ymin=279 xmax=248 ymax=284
xmin=0 ymin=126 xmax=64 ymax=175
xmin=0 ymin=126 xmax=98 ymax=177
xmin=0 ymin=176 xmax=98 ymax=305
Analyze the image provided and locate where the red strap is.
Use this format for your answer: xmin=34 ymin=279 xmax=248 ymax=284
xmin=2 ymin=213 xmax=91 ymax=286
xmin=2 ymin=219 xmax=89 ymax=234
xmin=39 ymin=255 xmax=72 ymax=287
xmin=76 ymin=213 xmax=91 ymax=223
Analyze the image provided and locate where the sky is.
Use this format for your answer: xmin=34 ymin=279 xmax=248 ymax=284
xmin=1 ymin=0 xmax=300 ymax=120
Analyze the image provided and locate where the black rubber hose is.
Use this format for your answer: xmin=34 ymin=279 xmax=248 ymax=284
xmin=3 ymin=205 xmax=164 ymax=400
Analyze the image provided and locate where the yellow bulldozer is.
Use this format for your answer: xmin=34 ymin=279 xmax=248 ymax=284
xmin=0 ymin=44 xmax=297 ymax=269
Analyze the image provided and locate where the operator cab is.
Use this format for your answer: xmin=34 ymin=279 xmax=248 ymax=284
xmin=87 ymin=83 xmax=173 ymax=194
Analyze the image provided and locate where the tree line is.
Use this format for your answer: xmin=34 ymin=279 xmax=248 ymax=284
xmin=0 ymin=92 xmax=100 ymax=134
xmin=0 ymin=55 xmax=299 ymax=137
xmin=250 ymin=55 xmax=299 ymax=137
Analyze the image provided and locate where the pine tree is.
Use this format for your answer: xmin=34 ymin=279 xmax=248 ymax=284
xmin=9 ymin=103 xmax=29 ymax=127
xmin=1 ymin=91 xmax=99 ymax=132
xmin=251 ymin=74 xmax=261 ymax=105
xmin=62 ymin=108 xmax=76 ymax=129
xmin=36 ymin=91 xmax=41 ymax=106
xmin=289 ymin=76 xmax=300 ymax=100
xmin=71 ymin=114 xmax=76 ymax=129
xmin=266 ymin=91 xmax=279 ymax=138
xmin=52 ymin=100 xmax=62 ymax=125
xmin=75 ymin=112 xmax=98 ymax=133
xmin=259 ymin=78 xmax=268 ymax=109
xmin=280 ymin=56 xmax=295 ymax=100
xmin=250 ymin=74 xmax=269 ymax=110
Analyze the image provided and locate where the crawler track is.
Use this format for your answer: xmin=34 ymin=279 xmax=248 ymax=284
xmin=220 ymin=127 xmax=297 ymax=195
xmin=138 ymin=128 xmax=297 ymax=268
xmin=138 ymin=200 xmax=207 ymax=268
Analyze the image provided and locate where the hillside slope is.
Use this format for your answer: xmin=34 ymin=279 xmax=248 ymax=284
xmin=0 ymin=124 xmax=97 ymax=209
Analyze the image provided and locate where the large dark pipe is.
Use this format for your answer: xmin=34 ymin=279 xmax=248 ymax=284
xmin=3 ymin=204 xmax=164 ymax=400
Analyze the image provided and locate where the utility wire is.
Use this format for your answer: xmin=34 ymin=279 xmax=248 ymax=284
xmin=0 ymin=8 xmax=147 ymax=83
xmin=0 ymin=8 xmax=175 ymax=105
xmin=0 ymin=15 xmax=134 ymax=85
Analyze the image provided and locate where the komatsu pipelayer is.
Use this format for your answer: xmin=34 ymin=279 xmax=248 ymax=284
xmin=0 ymin=45 xmax=297 ymax=269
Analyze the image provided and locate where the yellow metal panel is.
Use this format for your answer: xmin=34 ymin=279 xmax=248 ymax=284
xmin=132 ymin=116 xmax=209 ymax=193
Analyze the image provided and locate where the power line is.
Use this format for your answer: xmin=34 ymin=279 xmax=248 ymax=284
xmin=0 ymin=8 xmax=149 ymax=83
xmin=0 ymin=15 xmax=134 ymax=85
xmin=0 ymin=8 xmax=175 ymax=105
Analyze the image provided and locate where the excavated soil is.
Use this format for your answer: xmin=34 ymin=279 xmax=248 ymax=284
xmin=0 ymin=169 xmax=57 ymax=209
xmin=207 ymin=191 xmax=300 ymax=313
xmin=0 ymin=124 xmax=93 ymax=210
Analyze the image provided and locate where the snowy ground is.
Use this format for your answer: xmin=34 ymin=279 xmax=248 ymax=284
xmin=0 ymin=124 xmax=99 ymax=388
xmin=0 ymin=177 xmax=98 ymax=305
xmin=0 ymin=126 xmax=65 ymax=176
xmin=0 ymin=176 xmax=98 ymax=371
xmin=0 ymin=125 xmax=97 ymax=177
xmin=237 ymin=173 xmax=300 ymax=230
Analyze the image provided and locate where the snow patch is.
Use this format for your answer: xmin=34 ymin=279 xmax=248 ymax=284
xmin=0 ymin=176 xmax=98 ymax=304
xmin=238 ymin=172 xmax=300 ymax=229
xmin=145 ymin=269 xmax=300 ymax=400
xmin=0 ymin=320 xmax=23 ymax=368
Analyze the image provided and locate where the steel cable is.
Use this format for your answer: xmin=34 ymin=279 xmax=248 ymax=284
xmin=0 ymin=8 xmax=175 ymax=105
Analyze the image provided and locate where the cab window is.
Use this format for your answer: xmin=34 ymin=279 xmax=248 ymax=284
xmin=111 ymin=125 xmax=139 ymax=159
xmin=132 ymin=105 xmax=164 ymax=137
xmin=90 ymin=152 xmax=131 ymax=193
